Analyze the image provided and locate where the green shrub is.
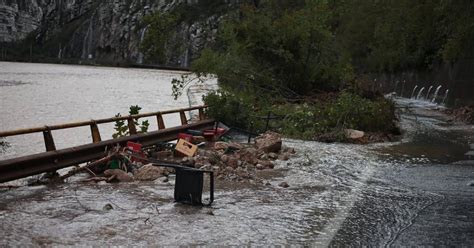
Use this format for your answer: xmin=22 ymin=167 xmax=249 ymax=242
xmin=203 ymin=90 xmax=397 ymax=141
xmin=203 ymin=90 xmax=258 ymax=130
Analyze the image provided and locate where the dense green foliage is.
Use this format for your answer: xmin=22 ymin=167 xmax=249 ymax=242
xmin=280 ymin=92 xmax=397 ymax=139
xmin=144 ymin=0 xmax=474 ymax=140
xmin=203 ymin=89 xmax=397 ymax=140
xmin=191 ymin=1 xmax=352 ymax=96
xmin=173 ymin=0 xmax=474 ymax=140
xmin=203 ymin=90 xmax=259 ymax=130
xmin=331 ymin=0 xmax=474 ymax=72
xmin=164 ymin=0 xmax=474 ymax=106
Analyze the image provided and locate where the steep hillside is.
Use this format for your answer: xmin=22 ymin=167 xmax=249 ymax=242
xmin=0 ymin=0 xmax=237 ymax=66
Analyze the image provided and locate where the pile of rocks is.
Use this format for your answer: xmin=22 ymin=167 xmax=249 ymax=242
xmin=184 ymin=131 xmax=295 ymax=182
xmin=83 ymin=131 xmax=295 ymax=184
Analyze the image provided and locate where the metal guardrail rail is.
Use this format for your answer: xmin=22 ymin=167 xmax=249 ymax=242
xmin=0 ymin=105 xmax=214 ymax=183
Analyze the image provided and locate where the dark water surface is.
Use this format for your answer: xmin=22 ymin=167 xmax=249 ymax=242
xmin=1 ymin=63 xmax=473 ymax=246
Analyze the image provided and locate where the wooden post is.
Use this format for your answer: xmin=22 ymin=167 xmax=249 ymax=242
xmin=42 ymin=129 xmax=56 ymax=151
xmin=127 ymin=117 xmax=137 ymax=135
xmin=90 ymin=123 xmax=101 ymax=143
xmin=179 ymin=110 xmax=188 ymax=125
xmin=156 ymin=113 xmax=165 ymax=129
xmin=198 ymin=108 xmax=205 ymax=120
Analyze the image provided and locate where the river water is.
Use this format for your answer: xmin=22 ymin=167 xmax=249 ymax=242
xmin=0 ymin=62 xmax=473 ymax=246
xmin=0 ymin=62 xmax=215 ymax=159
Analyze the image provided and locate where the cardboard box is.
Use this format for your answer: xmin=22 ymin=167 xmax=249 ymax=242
xmin=175 ymin=139 xmax=198 ymax=157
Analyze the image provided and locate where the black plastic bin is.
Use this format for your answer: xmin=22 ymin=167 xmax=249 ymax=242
xmin=174 ymin=168 xmax=214 ymax=206
xmin=146 ymin=159 xmax=214 ymax=206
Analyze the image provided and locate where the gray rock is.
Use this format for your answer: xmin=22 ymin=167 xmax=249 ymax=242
xmin=278 ymin=153 xmax=290 ymax=161
xmin=268 ymin=152 xmax=278 ymax=159
xmin=278 ymin=182 xmax=290 ymax=188
xmin=134 ymin=164 xmax=164 ymax=181
xmin=255 ymin=131 xmax=282 ymax=153
xmin=103 ymin=203 xmax=114 ymax=210
xmin=104 ymin=169 xmax=133 ymax=182
xmin=227 ymin=157 xmax=239 ymax=169
xmin=221 ymin=154 xmax=229 ymax=163
xmin=182 ymin=156 xmax=196 ymax=167
xmin=344 ymin=129 xmax=365 ymax=139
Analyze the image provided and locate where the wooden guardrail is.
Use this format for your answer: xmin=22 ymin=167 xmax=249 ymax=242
xmin=0 ymin=105 xmax=214 ymax=183
xmin=0 ymin=105 xmax=207 ymax=152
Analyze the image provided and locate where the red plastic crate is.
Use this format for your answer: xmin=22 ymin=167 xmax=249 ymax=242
xmin=127 ymin=141 xmax=142 ymax=152
xmin=178 ymin=133 xmax=193 ymax=142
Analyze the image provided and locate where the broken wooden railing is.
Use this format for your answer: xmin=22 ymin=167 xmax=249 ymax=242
xmin=0 ymin=105 xmax=214 ymax=183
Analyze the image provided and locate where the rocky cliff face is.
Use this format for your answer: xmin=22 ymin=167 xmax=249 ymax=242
xmin=0 ymin=0 xmax=237 ymax=66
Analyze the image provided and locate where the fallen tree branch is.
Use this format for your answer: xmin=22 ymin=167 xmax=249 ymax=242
xmin=60 ymin=153 xmax=117 ymax=180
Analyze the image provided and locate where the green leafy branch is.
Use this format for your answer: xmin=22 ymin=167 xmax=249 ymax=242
xmin=112 ymin=105 xmax=150 ymax=139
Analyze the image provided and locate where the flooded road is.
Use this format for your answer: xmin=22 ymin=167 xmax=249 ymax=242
xmin=1 ymin=63 xmax=473 ymax=246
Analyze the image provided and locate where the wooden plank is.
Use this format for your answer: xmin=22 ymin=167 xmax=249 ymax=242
xmin=156 ymin=113 xmax=165 ymax=129
xmin=0 ymin=119 xmax=215 ymax=183
xmin=42 ymin=130 xmax=56 ymax=151
xmin=198 ymin=108 xmax=205 ymax=121
xmin=90 ymin=123 xmax=101 ymax=143
xmin=0 ymin=105 xmax=207 ymax=138
xmin=180 ymin=111 xmax=188 ymax=125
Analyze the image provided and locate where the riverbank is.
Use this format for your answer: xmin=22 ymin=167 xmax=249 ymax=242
xmin=0 ymin=58 xmax=190 ymax=72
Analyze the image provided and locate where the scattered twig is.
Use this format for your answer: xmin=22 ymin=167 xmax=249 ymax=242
xmin=73 ymin=189 xmax=92 ymax=212
xmin=83 ymin=167 xmax=97 ymax=177
xmin=0 ymin=185 xmax=21 ymax=189
xmin=60 ymin=152 xmax=117 ymax=180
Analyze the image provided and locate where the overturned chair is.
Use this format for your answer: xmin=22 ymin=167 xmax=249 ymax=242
xmin=146 ymin=158 xmax=214 ymax=206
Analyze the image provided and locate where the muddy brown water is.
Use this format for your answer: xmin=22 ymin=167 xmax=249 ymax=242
xmin=1 ymin=63 xmax=473 ymax=246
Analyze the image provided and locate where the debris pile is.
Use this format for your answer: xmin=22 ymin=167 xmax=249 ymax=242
xmin=192 ymin=132 xmax=295 ymax=182
xmin=62 ymin=130 xmax=295 ymax=185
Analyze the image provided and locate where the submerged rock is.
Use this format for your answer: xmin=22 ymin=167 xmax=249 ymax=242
xmin=278 ymin=182 xmax=290 ymax=188
xmin=103 ymin=203 xmax=114 ymax=211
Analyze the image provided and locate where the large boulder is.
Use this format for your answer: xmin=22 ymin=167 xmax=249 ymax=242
xmin=255 ymin=131 xmax=282 ymax=153
xmin=239 ymin=147 xmax=259 ymax=165
xmin=344 ymin=129 xmax=365 ymax=139
xmin=104 ymin=169 xmax=134 ymax=182
xmin=134 ymin=164 xmax=165 ymax=181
